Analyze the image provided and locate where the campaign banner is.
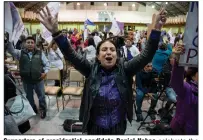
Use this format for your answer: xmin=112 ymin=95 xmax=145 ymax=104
xmin=5 ymin=2 xmax=13 ymax=42
xmin=5 ymin=2 xmax=24 ymax=45
xmin=179 ymin=2 xmax=198 ymax=67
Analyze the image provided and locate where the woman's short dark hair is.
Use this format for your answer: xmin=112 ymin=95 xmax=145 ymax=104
xmin=95 ymin=39 xmax=121 ymax=64
xmin=185 ymin=67 xmax=198 ymax=82
xmin=96 ymin=39 xmax=117 ymax=56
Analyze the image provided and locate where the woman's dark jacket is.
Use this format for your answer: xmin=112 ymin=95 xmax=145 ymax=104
xmin=54 ymin=30 xmax=161 ymax=133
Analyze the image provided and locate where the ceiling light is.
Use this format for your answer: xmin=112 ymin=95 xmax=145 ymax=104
xmin=152 ymin=5 xmax=155 ymax=8
xmin=104 ymin=3 xmax=107 ymax=6
xmin=166 ymin=2 xmax=168 ymax=4
xmin=77 ymin=3 xmax=80 ymax=6
xmin=132 ymin=4 xmax=135 ymax=7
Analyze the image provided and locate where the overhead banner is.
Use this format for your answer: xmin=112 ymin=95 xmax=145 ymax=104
xmin=179 ymin=2 xmax=198 ymax=67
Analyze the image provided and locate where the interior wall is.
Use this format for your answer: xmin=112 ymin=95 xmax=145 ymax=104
xmin=23 ymin=22 xmax=186 ymax=35
xmin=58 ymin=5 xmax=158 ymax=23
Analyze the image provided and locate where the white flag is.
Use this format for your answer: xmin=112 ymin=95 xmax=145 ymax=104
xmin=4 ymin=2 xmax=13 ymax=42
xmin=106 ymin=11 xmax=120 ymax=36
xmin=5 ymin=2 xmax=24 ymax=45
xmin=40 ymin=2 xmax=60 ymax=43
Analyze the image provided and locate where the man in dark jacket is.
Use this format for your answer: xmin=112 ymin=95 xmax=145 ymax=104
xmin=32 ymin=29 xmax=45 ymax=50
xmin=135 ymin=63 xmax=158 ymax=121
xmin=38 ymin=6 xmax=167 ymax=134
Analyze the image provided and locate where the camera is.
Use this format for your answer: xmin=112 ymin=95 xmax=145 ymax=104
xmin=150 ymin=71 xmax=168 ymax=92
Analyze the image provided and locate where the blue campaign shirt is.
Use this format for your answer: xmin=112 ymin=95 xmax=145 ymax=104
xmin=127 ymin=48 xmax=133 ymax=61
xmin=152 ymin=44 xmax=172 ymax=74
xmin=91 ymin=69 xmax=126 ymax=129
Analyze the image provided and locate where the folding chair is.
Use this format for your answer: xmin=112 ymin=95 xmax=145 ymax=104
xmin=62 ymin=69 xmax=84 ymax=110
xmin=45 ymin=68 xmax=62 ymax=112
xmin=8 ymin=61 xmax=21 ymax=85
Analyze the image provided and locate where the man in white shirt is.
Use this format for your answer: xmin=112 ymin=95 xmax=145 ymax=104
xmin=121 ymin=38 xmax=140 ymax=61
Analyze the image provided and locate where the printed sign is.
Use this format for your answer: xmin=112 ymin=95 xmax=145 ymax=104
xmin=179 ymin=2 xmax=198 ymax=67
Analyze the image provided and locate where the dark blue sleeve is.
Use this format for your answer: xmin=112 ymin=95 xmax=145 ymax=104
xmin=54 ymin=35 xmax=91 ymax=77
xmin=15 ymin=40 xmax=21 ymax=50
xmin=124 ymin=30 xmax=161 ymax=76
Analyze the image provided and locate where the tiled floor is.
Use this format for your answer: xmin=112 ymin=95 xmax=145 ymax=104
xmin=23 ymin=95 xmax=169 ymax=135
xmin=15 ymin=80 xmax=173 ymax=135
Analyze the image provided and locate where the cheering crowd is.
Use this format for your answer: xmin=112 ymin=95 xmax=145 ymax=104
xmin=4 ymin=6 xmax=198 ymax=135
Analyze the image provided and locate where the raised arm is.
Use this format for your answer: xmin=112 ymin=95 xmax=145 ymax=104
xmin=169 ymin=44 xmax=185 ymax=97
xmin=124 ymin=8 xmax=167 ymax=76
xmin=124 ymin=30 xmax=161 ymax=76
xmin=170 ymin=60 xmax=185 ymax=97
xmin=37 ymin=6 xmax=91 ymax=77
xmin=54 ymin=35 xmax=91 ymax=77
xmin=6 ymin=42 xmax=21 ymax=60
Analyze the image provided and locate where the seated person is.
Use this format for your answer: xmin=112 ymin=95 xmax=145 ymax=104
xmin=152 ymin=36 xmax=177 ymax=103
xmin=135 ymin=63 xmax=158 ymax=121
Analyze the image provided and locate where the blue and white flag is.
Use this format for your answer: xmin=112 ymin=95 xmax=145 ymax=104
xmin=83 ymin=19 xmax=94 ymax=41
xmin=85 ymin=19 xmax=95 ymax=26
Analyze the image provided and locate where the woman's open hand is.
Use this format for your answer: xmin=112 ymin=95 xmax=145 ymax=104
xmin=37 ymin=6 xmax=58 ymax=34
